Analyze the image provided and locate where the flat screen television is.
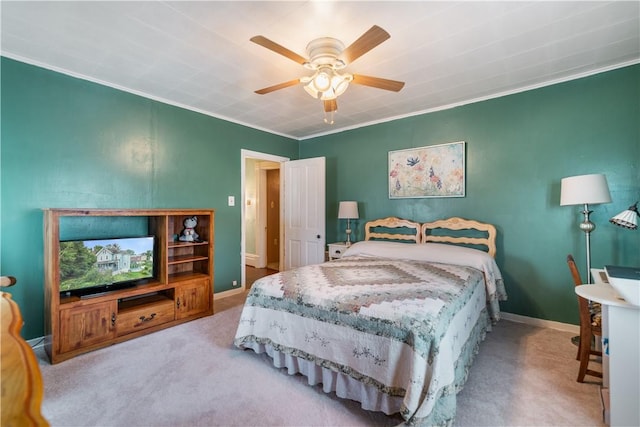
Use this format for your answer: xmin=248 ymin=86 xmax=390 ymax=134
xmin=59 ymin=236 xmax=155 ymax=298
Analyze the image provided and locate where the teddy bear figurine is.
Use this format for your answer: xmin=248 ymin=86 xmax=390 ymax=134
xmin=179 ymin=216 xmax=199 ymax=242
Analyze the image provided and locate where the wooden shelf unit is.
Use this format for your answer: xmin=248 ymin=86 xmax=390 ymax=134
xmin=43 ymin=208 xmax=214 ymax=364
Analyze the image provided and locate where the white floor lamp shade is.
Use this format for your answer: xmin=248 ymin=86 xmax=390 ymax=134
xmin=560 ymin=174 xmax=612 ymax=206
xmin=560 ymin=174 xmax=612 ymax=283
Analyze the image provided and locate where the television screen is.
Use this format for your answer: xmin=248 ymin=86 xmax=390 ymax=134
xmin=59 ymin=236 xmax=155 ymax=297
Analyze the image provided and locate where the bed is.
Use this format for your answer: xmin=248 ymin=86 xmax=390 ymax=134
xmin=234 ymin=217 xmax=507 ymax=426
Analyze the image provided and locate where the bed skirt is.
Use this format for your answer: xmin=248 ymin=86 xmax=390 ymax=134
xmin=241 ymin=340 xmax=405 ymax=415
xmin=239 ymin=308 xmax=491 ymax=427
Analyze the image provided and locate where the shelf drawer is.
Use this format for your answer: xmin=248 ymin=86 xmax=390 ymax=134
xmin=117 ymin=295 xmax=175 ymax=336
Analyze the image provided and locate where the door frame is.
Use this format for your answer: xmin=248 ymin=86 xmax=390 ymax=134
xmin=240 ymin=149 xmax=289 ymax=289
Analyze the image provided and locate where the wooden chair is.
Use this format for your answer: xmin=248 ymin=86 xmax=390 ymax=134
xmin=567 ymin=254 xmax=602 ymax=382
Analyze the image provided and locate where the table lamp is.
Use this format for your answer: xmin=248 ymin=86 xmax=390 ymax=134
xmin=338 ymin=201 xmax=359 ymax=246
xmin=560 ymin=173 xmax=612 ymax=283
xmin=610 ymin=202 xmax=638 ymax=230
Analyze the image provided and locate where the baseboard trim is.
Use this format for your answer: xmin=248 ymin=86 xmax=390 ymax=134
xmin=501 ymin=312 xmax=579 ymax=334
xmin=245 ymin=253 xmax=259 ymax=268
xmin=214 ymin=287 xmax=245 ymax=299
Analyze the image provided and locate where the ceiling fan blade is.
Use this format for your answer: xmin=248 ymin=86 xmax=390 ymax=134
xmin=341 ymin=25 xmax=390 ymax=64
xmin=255 ymin=79 xmax=301 ymax=95
xmin=352 ymin=74 xmax=405 ymax=92
xmin=324 ymin=99 xmax=337 ymax=112
xmin=250 ymin=35 xmax=308 ymax=65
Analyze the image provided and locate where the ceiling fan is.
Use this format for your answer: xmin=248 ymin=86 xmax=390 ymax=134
xmin=250 ymin=25 xmax=405 ymax=124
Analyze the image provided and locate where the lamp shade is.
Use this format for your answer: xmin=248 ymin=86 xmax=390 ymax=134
xmin=302 ymin=68 xmax=352 ymax=101
xmin=560 ymin=174 xmax=612 ymax=206
xmin=610 ymin=203 xmax=638 ymax=230
xmin=338 ymin=201 xmax=359 ymax=219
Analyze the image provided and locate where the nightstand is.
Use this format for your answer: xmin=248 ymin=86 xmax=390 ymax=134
xmin=327 ymin=243 xmax=349 ymax=260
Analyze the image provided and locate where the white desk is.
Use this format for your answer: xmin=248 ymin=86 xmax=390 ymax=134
xmin=575 ymin=284 xmax=640 ymax=427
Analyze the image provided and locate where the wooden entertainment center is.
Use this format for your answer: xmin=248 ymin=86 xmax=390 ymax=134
xmin=43 ymin=208 xmax=214 ymax=364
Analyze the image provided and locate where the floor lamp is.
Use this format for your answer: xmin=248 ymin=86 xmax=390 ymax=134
xmin=560 ymin=174 xmax=612 ymax=284
xmin=338 ymin=201 xmax=359 ymax=246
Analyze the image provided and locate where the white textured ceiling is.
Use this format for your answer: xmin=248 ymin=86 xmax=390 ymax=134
xmin=2 ymin=1 xmax=639 ymax=140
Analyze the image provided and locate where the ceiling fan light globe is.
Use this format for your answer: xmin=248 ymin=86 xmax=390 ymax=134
xmin=332 ymin=75 xmax=351 ymax=97
xmin=303 ymin=83 xmax=320 ymax=99
xmin=313 ymin=70 xmax=332 ymax=92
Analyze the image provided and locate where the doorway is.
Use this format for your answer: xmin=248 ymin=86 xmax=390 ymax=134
xmin=240 ymin=150 xmax=326 ymax=291
xmin=241 ymin=149 xmax=288 ymax=289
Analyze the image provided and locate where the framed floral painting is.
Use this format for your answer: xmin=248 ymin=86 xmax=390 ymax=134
xmin=388 ymin=141 xmax=466 ymax=198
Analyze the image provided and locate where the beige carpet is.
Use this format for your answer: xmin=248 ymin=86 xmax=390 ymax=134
xmin=36 ymin=304 xmax=605 ymax=426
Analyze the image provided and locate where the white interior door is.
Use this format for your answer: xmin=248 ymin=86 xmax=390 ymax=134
xmin=282 ymin=157 xmax=326 ymax=270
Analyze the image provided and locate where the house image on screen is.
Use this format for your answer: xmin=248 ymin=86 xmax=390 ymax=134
xmin=95 ymin=247 xmax=131 ymax=275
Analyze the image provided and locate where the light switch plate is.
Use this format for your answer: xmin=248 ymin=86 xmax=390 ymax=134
xmin=228 ymin=196 xmax=235 ymax=206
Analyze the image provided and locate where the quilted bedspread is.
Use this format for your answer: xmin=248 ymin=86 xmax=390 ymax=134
xmin=234 ymin=245 xmax=506 ymax=426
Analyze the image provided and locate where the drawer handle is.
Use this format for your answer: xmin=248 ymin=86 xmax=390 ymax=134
xmin=139 ymin=313 xmax=157 ymax=322
xmin=111 ymin=312 xmax=116 ymax=327
xmin=335 ymin=249 xmax=341 ymax=254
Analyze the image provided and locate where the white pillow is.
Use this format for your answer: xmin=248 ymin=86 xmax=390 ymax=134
xmin=343 ymin=240 xmax=503 ymax=288
xmin=342 ymin=240 xmax=421 ymax=259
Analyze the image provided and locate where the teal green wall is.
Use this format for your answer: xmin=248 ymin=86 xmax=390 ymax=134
xmin=0 ymin=57 xmax=298 ymax=339
xmin=301 ymin=64 xmax=640 ymax=325
xmin=1 ymin=56 xmax=638 ymax=340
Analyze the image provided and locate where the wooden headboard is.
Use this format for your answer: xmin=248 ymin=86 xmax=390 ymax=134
xmin=364 ymin=217 xmax=421 ymax=243
xmin=421 ymin=217 xmax=497 ymax=258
